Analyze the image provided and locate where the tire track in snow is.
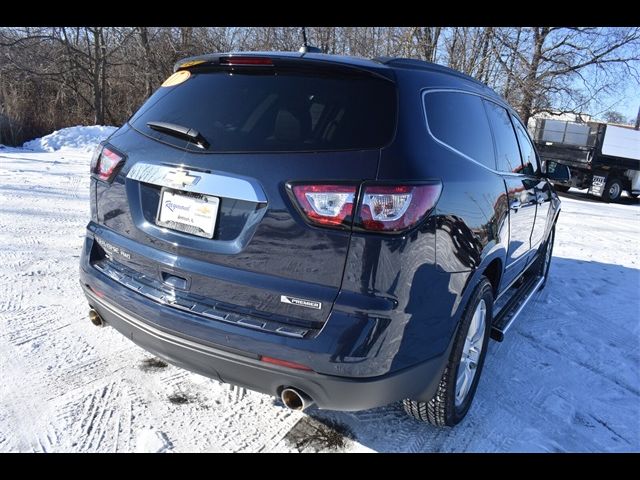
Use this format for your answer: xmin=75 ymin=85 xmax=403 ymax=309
xmin=0 ymin=281 xmax=25 ymax=314
xmin=0 ymin=251 xmax=26 ymax=270
xmin=517 ymin=330 xmax=640 ymax=398
xmin=16 ymin=235 xmax=42 ymax=247
xmin=0 ymin=328 xmax=59 ymax=451
xmin=80 ymin=382 xmax=117 ymax=451
xmin=53 ymin=377 xmax=137 ymax=452
xmin=2 ymin=306 xmax=67 ymax=347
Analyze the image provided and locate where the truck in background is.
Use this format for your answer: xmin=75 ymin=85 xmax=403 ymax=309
xmin=531 ymin=118 xmax=640 ymax=202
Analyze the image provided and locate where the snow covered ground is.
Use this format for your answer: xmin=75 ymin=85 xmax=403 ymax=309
xmin=0 ymin=128 xmax=638 ymax=452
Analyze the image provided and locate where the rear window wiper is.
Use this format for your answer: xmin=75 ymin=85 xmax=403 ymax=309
xmin=147 ymin=121 xmax=210 ymax=149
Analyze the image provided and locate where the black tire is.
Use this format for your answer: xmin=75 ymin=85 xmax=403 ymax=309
xmin=602 ymin=177 xmax=623 ymax=202
xmin=536 ymin=225 xmax=555 ymax=290
xmin=403 ymin=278 xmax=493 ymax=427
xmin=554 ymin=185 xmax=570 ymax=193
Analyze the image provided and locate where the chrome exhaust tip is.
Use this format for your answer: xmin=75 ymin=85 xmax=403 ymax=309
xmin=89 ymin=308 xmax=104 ymax=327
xmin=280 ymin=387 xmax=314 ymax=411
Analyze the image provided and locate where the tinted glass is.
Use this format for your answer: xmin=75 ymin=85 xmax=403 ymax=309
xmin=130 ymin=70 xmax=396 ymax=152
xmin=424 ymin=91 xmax=494 ymax=169
xmin=564 ymin=122 xmax=590 ymax=145
xmin=539 ymin=119 xmax=565 ymax=143
xmin=484 ymin=100 xmax=523 ymax=174
xmin=513 ymin=117 xmax=539 ymax=176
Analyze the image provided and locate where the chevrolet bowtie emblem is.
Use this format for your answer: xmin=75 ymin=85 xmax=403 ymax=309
xmin=164 ymin=170 xmax=200 ymax=188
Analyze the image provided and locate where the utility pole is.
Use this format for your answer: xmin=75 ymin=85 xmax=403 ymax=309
xmin=635 ymin=104 xmax=639 ymax=130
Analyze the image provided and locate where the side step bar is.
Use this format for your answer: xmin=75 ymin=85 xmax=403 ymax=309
xmin=491 ymin=274 xmax=545 ymax=342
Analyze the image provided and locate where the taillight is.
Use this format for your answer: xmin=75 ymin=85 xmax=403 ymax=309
xmin=290 ymin=184 xmax=357 ymax=229
xmin=91 ymin=144 xmax=125 ymax=182
xmin=288 ymin=182 xmax=441 ymax=234
xmin=356 ymin=184 xmax=442 ymax=232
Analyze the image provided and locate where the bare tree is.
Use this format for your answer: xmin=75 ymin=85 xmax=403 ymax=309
xmin=495 ymin=27 xmax=640 ymax=124
xmin=1 ymin=26 xmax=638 ymax=146
xmin=603 ymin=111 xmax=627 ymax=124
xmin=414 ymin=27 xmax=442 ymax=62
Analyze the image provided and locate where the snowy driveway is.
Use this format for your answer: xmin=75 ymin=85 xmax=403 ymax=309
xmin=1 ymin=147 xmax=639 ymax=452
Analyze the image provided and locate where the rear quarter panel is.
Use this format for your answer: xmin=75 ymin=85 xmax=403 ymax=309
xmin=358 ymin=69 xmax=510 ymax=370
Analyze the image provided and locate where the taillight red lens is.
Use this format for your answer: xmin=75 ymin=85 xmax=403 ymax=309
xmin=288 ymin=182 xmax=441 ymax=233
xmin=220 ymin=56 xmax=273 ymax=66
xmin=357 ymin=184 xmax=442 ymax=232
xmin=261 ymin=356 xmax=313 ymax=371
xmin=92 ymin=145 xmax=125 ymax=182
xmin=291 ymin=184 xmax=357 ymax=228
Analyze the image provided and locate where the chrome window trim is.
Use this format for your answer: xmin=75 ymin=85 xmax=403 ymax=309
xmin=421 ymin=88 xmax=530 ymax=178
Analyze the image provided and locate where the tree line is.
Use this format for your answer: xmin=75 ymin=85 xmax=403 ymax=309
xmin=1 ymin=26 xmax=638 ymax=146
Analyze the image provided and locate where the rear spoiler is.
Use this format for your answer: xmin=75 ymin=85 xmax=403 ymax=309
xmin=173 ymin=53 xmax=396 ymax=83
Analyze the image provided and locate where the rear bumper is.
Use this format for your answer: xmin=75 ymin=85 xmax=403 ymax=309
xmin=82 ymin=285 xmax=445 ymax=411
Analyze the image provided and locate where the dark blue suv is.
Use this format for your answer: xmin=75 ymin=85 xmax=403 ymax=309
xmin=80 ymin=52 xmax=561 ymax=426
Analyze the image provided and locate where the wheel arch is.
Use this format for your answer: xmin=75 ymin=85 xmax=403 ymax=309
xmin=482 ymin=258 xmax=502 ymax=298
xmin=447 ymin=247 xmax=505 ymax=332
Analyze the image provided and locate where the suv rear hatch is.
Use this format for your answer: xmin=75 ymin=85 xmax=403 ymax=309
xmin=92 ymin=55 xmax=396 ymax=335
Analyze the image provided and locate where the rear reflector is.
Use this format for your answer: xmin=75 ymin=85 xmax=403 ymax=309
xmin=357 ymin=184 xmax=442 ymax=232
xmin=261 ymin=356 xmax=313 ymax=371
xmin=220 ymin=56 xmax=273 ymax=66
xmin=91 ymin=144 xmax=125 ymax=182
xmin=291 ymin=184 xmax=357 ymax=228
xmin=86 ymin=284 xmax=105 ymax=298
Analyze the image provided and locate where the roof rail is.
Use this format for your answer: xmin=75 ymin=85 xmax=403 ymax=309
xmin=372 ymin=56 xmax=488 ymax=88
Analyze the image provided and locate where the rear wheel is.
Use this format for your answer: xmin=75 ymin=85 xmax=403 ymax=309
xmin=403 ymin=278 xmax=493 ymax=427
xmin=602 ymin=177 xmax=623 ymax=202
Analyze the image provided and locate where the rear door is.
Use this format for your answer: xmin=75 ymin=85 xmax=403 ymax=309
xmin=512 ymin=117 xmax=551 ymax=251
xmin=483 ymin=100 xmax=537 ymax=288
xmin=96 ymin=59 xmax=397 ymax=327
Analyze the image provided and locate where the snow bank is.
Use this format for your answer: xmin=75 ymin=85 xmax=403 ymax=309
xmin=22 ymin=125 xmax=117 ymax=152
xmin=0 ymin=145 xmax=24 ymax=153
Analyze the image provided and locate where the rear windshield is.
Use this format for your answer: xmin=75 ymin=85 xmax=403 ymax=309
xmin=130 ymin=70 xmax=397 ymax=152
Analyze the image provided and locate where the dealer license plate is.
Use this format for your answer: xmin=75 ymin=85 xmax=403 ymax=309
xmin=156 ymin=188 xmax=219 ymax=239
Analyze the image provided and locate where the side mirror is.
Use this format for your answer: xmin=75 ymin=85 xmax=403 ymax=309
xmin=543 ymin=161 xmax=571 ymax=182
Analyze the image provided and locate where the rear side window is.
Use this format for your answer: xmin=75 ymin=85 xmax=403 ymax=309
xmin=483 ymin=100 xmax=523 ymax=174
xmin=424 ymin=91 xmax=494 ymax=169
xmin=130 ymin=70 xmax=396 ymax=152
xmin=512 ymin=117 xmax=539 ymax=176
